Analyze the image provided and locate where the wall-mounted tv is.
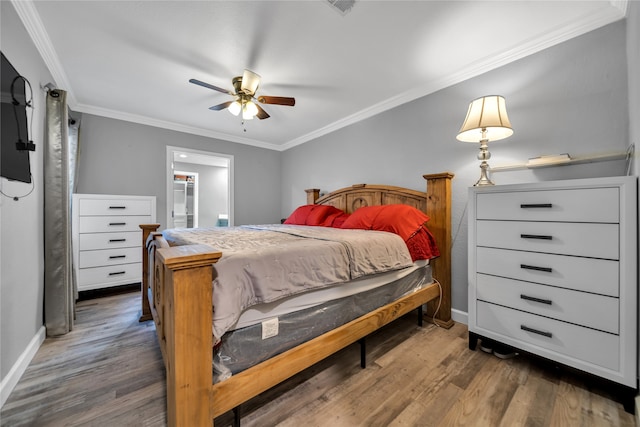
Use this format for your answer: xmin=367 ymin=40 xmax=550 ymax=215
xmin=1 ymin=51 xmax=32 ymax=184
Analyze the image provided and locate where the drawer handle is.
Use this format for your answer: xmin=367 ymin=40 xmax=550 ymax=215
xmin=108 ymin=271 xmax=126 ymax=276
xmin=109 ymin=255 xmax=126 ymax=259
xmin=520 ymin=294 xmax=552 ymax=305
xmin=520 ymin=203 xmax=553 ymax=208
xmin=109 ymin=238 xmax=126 ymax=243
xmin=521 ymin=325 xmax=553 ymax=338
xmin=109 ymin=222 xmax=126 ymax=226
xmin=109 ymin=206 xmax=126 ymax=209
xmin=520 ymin=264 xmax=553 ymax=273
xmin=520 ymin=234 xmax=553 ymax=240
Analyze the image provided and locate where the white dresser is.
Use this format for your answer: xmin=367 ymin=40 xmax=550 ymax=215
xmin=72 ymin=194 xmax=156 ymax=292
xmin=468 ymin=176 xmax=637 ymax=390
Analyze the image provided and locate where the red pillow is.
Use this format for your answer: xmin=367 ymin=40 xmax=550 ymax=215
xmin=340 ymin=204 xmax=440 ymax=260
xmin=283 ymin=205 xmax=317 ymax=225
xmin=284 ymin=205 xmax=347 ymax=227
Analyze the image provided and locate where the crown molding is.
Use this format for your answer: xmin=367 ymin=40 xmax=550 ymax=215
xmin=75 ymin=103 xmax=280 ymax=150
xmin=610 ymin=0 xmax=628 ymax=16
xmin=11 ymin=0 xmax=78 ymax=107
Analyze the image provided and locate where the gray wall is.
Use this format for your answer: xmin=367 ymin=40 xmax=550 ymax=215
xmin=281 ymin=21 xmax=630 ymax=316
xmin=75 ymin=114 xmax=281 ymax=228
xmin=0 ymin=3 xmax=51 ymax=383
xmin=173 ymin=161 xmax=228 ymax=227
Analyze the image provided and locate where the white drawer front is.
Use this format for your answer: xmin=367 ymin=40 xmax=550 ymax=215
xmin=79 ymin=216 xmax=152 ymax=233
xmin=78 ymin=263 xmax=141 ymax=289
xmin=79 ymin=198 xmax=152 ymax=216
xmin=79 ymin=231 xmax=140 ymax=250
xmin=476 ymin=247 xmax=619 ymax=297
xmin=477 ymin=221 xmax=619 ymax=259
xmin=476 ymin=274 xmax=618 ymax=334
xmin=79 ymin=247 xmax=141 ymax=269
xmin=476 ymin=301 xmax=619 ymax=371
xmin=476 ymin=187 xmax=619 ymax=222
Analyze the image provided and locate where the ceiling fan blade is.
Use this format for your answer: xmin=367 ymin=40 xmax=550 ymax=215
xmin=255 ymin=104 xmax=270 ymax=120
xmin=209 ymin=101 xmax=233 ymax=111
xmin=241 ymin=69 xmax=261 ymax=95
xmin=257 ymin=96 xmax=296 ymax=106
xmin=189 ymin=78 xmax=233 ymax=95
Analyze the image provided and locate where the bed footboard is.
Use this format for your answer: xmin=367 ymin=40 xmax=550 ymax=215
xmin=139 ymin=223 xmax=222 ymax=425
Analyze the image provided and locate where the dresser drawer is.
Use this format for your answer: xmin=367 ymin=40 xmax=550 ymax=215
xmin=476 ymin=301 xmax=619 ymax=371
xmin=476 ymin=187 xmax=619 ymax=222
xmin=78 ymin=198 xmax=153 ymax=216
xmin=78 ymin=216 xmax=152 ymax=233
xmin=78 ymin=263 xmax=141 ymax=290
xmin=79 ymin=231 xmax=140 ymax=250
xmin=476 ymin=247 xmax=619 ymax=297
xmin=476 ymin=274 xmax=618 ymax=333
xmin=477 ymin=220 xmax=618 ymax=259
xmin=79 ymin=247 xmax=141 ymax=269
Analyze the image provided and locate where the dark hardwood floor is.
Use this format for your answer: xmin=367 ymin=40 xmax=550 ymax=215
xmin=1 ymin=290 xmax=635 ymax=426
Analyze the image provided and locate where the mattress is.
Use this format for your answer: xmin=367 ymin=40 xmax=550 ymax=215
xmin=214 ymin=262 xmax=433 ymax=382
xmin=233 ymin=259 xmax=429 ymax=330
xmin=162 ymin=224 xmax=414 ymax=341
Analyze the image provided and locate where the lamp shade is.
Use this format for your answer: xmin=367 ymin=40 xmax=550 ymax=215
xmin=456 ymin=95 xmax=513 ymax=142
xmin=228 ymin=100 xmax=242 ymax=116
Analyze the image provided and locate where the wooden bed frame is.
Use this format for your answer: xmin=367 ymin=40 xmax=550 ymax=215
xmin=138 ymin=172 xmax=453 ymax=426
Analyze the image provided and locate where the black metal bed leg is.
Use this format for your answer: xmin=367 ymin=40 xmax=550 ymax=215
xmin=417 ymin=305 xmax=423 ymax=327
xmin=359 ymin=337 xmax=366 ymax=369
xmin=233 ymin=406 xmax=241 ymax=427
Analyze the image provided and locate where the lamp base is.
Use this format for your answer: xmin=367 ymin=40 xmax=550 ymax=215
xmin=474 ymin=161 xmax=494 ymax=186
xmin=474 ymin=176 xmax=495 ymax=186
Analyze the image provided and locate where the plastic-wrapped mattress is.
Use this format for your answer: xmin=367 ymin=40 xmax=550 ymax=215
xmin=214 ymin=263 xmax=433 ymax=382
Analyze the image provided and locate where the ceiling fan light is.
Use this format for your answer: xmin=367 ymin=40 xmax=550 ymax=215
xmin=228 ymin=100 xmax=241 ymax=116
xmin=244 ymin=100 xmax=259 ymax=118
xmin=241 ymin=69 xmax=261 ymax=95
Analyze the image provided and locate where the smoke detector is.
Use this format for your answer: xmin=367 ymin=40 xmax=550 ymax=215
xmin=326 ymin=0 xmax=356 ymax=15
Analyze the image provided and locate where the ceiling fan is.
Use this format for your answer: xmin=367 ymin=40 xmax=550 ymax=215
xmin=189 ymin=69 xmax=295 ymax=120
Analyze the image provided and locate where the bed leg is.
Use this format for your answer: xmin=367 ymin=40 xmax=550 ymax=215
xmin=417 ymin=305 xmax=423 ymax=327
xmin=233 ymin=406 xmax=241 ymax=427
xmin=359 ymin=338 xmax=367 ymax=369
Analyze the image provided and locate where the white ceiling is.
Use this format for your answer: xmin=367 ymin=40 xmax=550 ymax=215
xmin=13 ymin=0 xmax=627 ymax=151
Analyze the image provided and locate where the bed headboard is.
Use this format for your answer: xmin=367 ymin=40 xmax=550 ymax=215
xmin=305 ymin=184 xmax=427 ymax=213
xmin=305 ymin=172 xmax=454 ymax=327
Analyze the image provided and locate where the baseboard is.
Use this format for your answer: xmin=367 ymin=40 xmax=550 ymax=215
xmin=0 ymin=326 xmax=45 ymax=408
xmin=636 ymin=394 xmax=640 ymax=423
xmin=451 ymin=308 xmax=468 ymax=325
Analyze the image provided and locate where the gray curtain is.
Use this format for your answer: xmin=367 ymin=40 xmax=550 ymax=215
xmin=44 ymin=89 xmax=77 ymax=336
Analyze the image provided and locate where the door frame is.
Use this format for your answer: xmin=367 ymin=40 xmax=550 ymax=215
xmin=166 ymin=146 xmax=234 ymax=228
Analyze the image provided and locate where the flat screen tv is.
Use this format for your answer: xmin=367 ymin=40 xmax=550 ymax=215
xmin=1 ymin=51 xmax=32 ymax=184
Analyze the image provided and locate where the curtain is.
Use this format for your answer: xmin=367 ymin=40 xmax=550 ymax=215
xmin=44 ymin=89 xmax=78 ymax=336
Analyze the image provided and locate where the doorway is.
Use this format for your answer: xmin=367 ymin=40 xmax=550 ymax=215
xmin=166 ymin=146 xmax=233 ymax=229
